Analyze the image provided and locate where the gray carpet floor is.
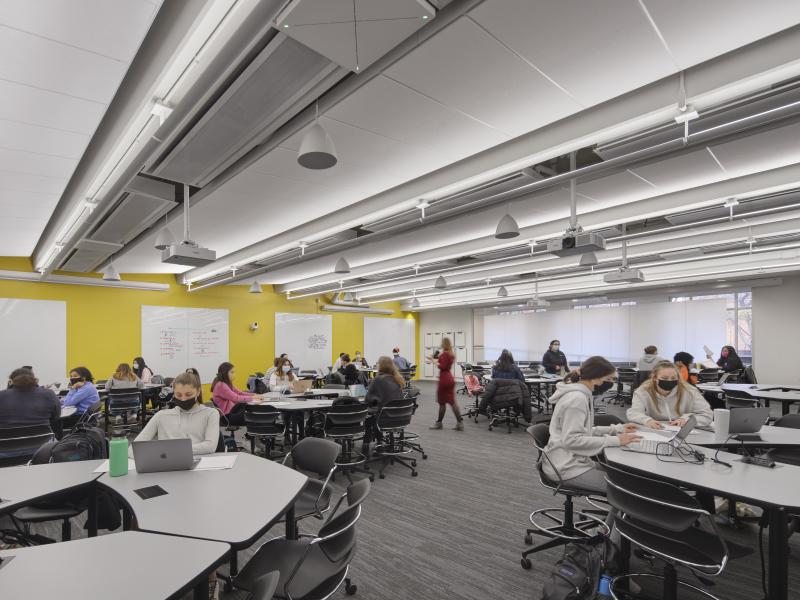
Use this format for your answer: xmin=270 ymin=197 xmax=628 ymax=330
xmin=7 ymin=380 xmax=799 ymax=599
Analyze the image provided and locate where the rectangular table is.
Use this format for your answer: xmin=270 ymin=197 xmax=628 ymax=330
xmin=0 ymin=531 xmax=229 ymax=600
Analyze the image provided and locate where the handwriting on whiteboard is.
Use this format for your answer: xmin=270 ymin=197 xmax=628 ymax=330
xmin=308 ymin=333 xmax=328 ymax=350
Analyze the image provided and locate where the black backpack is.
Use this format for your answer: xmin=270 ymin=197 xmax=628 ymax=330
xmin=36 ymin=424 xmax=107 ymax=463
xmin=541 ymin=536 xmax=617 ymax=600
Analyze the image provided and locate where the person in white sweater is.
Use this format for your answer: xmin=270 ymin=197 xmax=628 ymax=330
xmin=269 ymin=357 xmax=296 ymax=392
xmin=627 ymin=361 xmax=713 ymax=429
xmin=132 ymin=371 xmax=219 ymax=454
xmin=544 ymin=356 xmax=641 ymax=493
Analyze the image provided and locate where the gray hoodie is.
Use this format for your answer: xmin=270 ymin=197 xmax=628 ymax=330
xmin=636 ymin=354 xmax=665 ymax=371
xmin=543 ymin=382 xmax=623 ymax=481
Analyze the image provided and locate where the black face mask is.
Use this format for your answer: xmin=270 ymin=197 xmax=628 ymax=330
xmin=173 ymin=398 xmax=197 ymax=411
xmin=592 ymin=380 xmax=614 ymax=396
xmin=69 ymin=377 xmax=81 ymax=385
xmin=657 ymin=379 xmax=679 ymax=392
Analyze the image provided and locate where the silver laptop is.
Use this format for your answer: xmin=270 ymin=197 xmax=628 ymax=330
xmin=729 ymin=407 xmax=769 ymax=439
xmin=131 ymin=439 xmax=199 ymax=473
xmin=623 ymin=415 xmax=697 ymax=456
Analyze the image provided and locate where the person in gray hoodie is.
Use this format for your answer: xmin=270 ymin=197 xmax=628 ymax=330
xmin=543 ymin=356 xmax=641 ymax=493
xmin=636 ymin=345 xmax=665 ymax=372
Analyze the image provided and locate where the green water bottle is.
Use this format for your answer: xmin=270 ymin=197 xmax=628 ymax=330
xmin=109 ymin=416 xmax=129 ymax=477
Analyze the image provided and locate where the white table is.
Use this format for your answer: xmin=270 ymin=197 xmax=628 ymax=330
xmin=605 ymin=446 xmax=800 ymax=600
xmin=697 ymin=383 xmax=800 ymax=415
xmin=0 ymin=531 xmax=229 ymax=600
xmin=686 ymin=424 xmax=800 ymax=448
xmin=60 ymin=405 xmax=76 ymax=419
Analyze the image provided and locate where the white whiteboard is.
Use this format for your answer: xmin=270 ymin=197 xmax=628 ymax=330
xmin=0 ymin=298 xmax=66 ymax=384
xmin=484 ymin=299 xmax=727 ymax=364
xmin=364 ymin=317 xmax=416 ymax=366
xmin=275 ymin=313 xmax=332 ymax=371
xmin=141 ymin=306 xmax=229 ymax=383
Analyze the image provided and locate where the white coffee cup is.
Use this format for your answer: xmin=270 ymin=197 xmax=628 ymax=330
xmin=713 ymin=408 xmax=730 ymax=441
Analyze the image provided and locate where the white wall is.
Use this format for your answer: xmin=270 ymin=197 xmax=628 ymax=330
xmin=752 ymin=276 xmax=800 ymax=384
xmin=419 ymin=308 xmax=473 ymax=379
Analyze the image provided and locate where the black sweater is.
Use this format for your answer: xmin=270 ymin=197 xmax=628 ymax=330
xmin=365 ymin=374 xmax=403 ymax=410
xmin=339 ymin=364 xmax=361 ymax=386
xmin=0 ymin=386 xmax=60 ymax=431
xmin=717 ymin=355 xmax=744 ymax=372
xmin=542 ymin=349 xmax=568 ymax=374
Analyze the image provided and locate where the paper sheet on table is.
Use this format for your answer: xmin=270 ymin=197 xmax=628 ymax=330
xmin=634 ymin=428 xmax=676 ymax=442
xmin=194 ymin=455 xmax=238 ymax=471
xmin=94 ymin=459 xmax=136 ymax=473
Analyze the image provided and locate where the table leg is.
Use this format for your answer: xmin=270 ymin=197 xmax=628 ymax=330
xmin=285 ymin=505 xmax=297 ymax=540
xmin=87 ymin=483 xmax=98 ymax=537
xmin=768 ymin=507 xmax=788 ymax=600
xmin=229 ymin=551 xmax=238 ymax=578
xmin=782 ymin=400 xmax=790 ymax=417
xmin=193 ymin=579 xmax=209 ymax=600
xmin=298 ymin=412 xmax=306 ymax=440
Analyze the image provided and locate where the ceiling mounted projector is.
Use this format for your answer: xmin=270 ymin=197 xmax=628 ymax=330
xmin=603 ymin=267 xmax=646 ymax=284
xmin=161 ymin=241 xmax=216 ymax=266
xmin=547 ymin=231 xmax=606 ymax=257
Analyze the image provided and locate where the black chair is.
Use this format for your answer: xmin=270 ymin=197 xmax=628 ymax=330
xmin=243 ymin=404 xmax=285 ymax=458
xmin=521 ymin=424 xmax=609 ymax=570
xmin=323 ymin=397 xmax=372 ymax=482
xmin=400 ymin=388 xmax=427 ymax=460
xmin=104 ymin=390 xmax=142 ymax=434
xmin=0 ymin=424 xmax=55 ymax=467
xmin=366 ymin=398 xmax=418 ymax=478
xmin=697 ymin=369 xmax=721 ymax=384
xmin=603 ymin=461 xmax=742 ymax=600
xmin=723 ymin=389 xmax=762 ymax=409
xmin=743 ymin=366 xmax=757 ymax=384
xmin=233 ymin=478 xmax=371 ymax=598
xmin=282 ymin=437 xmax=340 ymax=526
xmin=611 ymin=368 xmax=636 ymax=405
xmin=594 ymin=414 xmax=624 ymax=427
xmin=248 ymin=572 xmax=280 ymax=600
xmin=632 ymin=370 xmax=650 ymax=392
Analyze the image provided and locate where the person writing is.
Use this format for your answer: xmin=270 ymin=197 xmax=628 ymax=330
xmin=353 ymin=351 xmax=369 ymax=368
xmin=717 ymin=345 xmax=744 ymax=372
xmin=105 ymin=363 xmax=145 ymax=391
xmin=61 ymin=366 xmax=100 ymax=427
xmin=543 ymin=357 xmax=640 ymax=493
xmin=673 ymin=351 xmax=698 ymax=385
xmin=491 ymin=349 xmax=525 ymax=382
xmin=269 ymin=357 xmax=296 ymax=392
xmin=627 ymin=361 xmax=713 ymax=429
xmin=542 ymin=340 xmax=568 ymax=375
xmin=428 ymin=337 xmax=463 ymax=431
xmin=211 ymin=362 xmax=262 ymax=425
xmin=0 ymin=368 xmax=60 ymax=432
xmin=133 ymin=372 xmax=219 ymax=454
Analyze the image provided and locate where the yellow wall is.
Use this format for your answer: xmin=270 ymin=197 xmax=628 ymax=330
xmin=0 ymin=258 xmax=418 ymax=386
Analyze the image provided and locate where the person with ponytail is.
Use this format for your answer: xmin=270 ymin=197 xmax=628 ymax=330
xmin=627 ymin=361 xmax=713 ymax=429
xmin=544 ymin=356 xmax=641 ymax=493
xmin=0 ymin=367 xmax=60 ymax=431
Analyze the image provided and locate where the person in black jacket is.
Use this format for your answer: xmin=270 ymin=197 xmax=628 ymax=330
xmin=0 ymin=368 xmax=60 ymax=433
xmin=338 ymin=354 xmax=361 ymax=386
xmin=492 ymin=349 xmax=525 ymax=382
xmin=363 ymin=356 xmax=405 ymax=447
xmin=717 ymin=345 xmax=744 ymax=372
xmin=542 ymin=340 xmax=568 ymax=375
xmin=478 ymin=378 xmax=532 ymax=422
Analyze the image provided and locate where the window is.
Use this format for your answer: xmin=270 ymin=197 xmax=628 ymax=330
xmin=670 ymin=291 xmax=751 ymax=359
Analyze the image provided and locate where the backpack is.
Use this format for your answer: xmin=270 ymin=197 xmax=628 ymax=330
xmin=541 ymin=536 xmax=618 ymax=600
xmin=46 ymin=424 xmax=107 ymax=462
xmin=248 ymin=375 xmax=268 ymax=394
xmin=150 ymin=374 xmax=165 ymax=385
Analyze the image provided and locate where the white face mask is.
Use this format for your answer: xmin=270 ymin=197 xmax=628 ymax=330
xmin=356 ymin=354 xmax=361 ymax=358
xmin=133 ymin=362 xmax=139 ymax=369
xmin=282 ymin=365 xmax=291 ymax=373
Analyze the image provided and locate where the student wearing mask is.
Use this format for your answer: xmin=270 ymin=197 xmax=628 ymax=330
xmin=636 ymin=346 xmax=664 ymax=372
xmin=269 ymin=357 xmax=297 ymax=392
xmin=338 ymin=354 xmax=361 ymax=386
xmin=628 ymin=361 xmax=713 ymax=428
xmin=363 ymin=356 xmax=405 ymax=446
xmin=491 ymin=349 xmax=525 ymax=382
xmin=392 ymin=347 xmax=411 ymax=372
xmin=132 ymin=357 xmax=153 ymax=384
xmin=353 ymin=351 xmax=369 ymax=368
xmin=0 ymin=368 xmax=60 ymax=431
xmin=542 ymin=340 xmax=568 ymax=375
xmin=61 ymin=367 xmax=100 ymax=427
xmin=544 ymin=357 xmax=641 ymax=493
xmin=211 ymin=362 xmax=262 ymax=426
xmin=428 ymin=337 xmax=463 ymax=431
xmin=105 ymin=363 xmax=144 ymax=391
xmin=717 ymin=345 xmax=744 ymax=372
xmin=673 ymin=352 xmax=698 ymax=385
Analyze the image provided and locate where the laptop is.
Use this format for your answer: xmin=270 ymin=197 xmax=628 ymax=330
xmin=347 ymin=384 xmax=367 ymax=397
xmin=131 ymin=439 xmax=199 ymax=473
xmin=291 ymin=379 xmax=313 ymax=393
xmin=623 ymin=415 xmax=697 ymax=456
xmin=729 ymin=407 xmax=770 ymax=441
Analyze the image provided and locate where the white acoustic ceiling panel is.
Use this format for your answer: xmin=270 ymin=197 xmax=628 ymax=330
xmin=277 ymin=0 xmax=436 ymax=72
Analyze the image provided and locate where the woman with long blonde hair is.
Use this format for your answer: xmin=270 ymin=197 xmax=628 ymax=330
xmin=106 ymin=362 xmax=144 ymax=391
xmin=428 ymin=337 xmax=463 ymax=430
xmin=627 ymin=361 xmax=713 ymax=429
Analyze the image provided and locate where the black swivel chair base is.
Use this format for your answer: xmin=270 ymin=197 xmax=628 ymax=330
xmin=611 ymin=566 xmax=721 ymax=600
xmin=332 ymin=437 xmax=375 ymax=483
xmin=520 ymin=495 xmax=609 ymax=570
xmin=366 ymin=431 xmax=418 ymax=478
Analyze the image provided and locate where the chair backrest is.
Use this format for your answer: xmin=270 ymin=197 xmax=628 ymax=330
xmin=594 ymin=414 xmax=624 ymax=427
xmin=250 ymin=571 xmax=280 ymax=600
xmin=697 ymin=369 xmax=720 ymax=383
xmin=774 ymin=414 xmax=800 ymax=429
xmin=163 ymin=377 xmax=175 ymax=387
xmin=617 ymin=368 xmax=636 ymax=384
xmin=376 ymin=398 xmax=414 ymax=429
xmin=107 ymin=390 xmax=141 ymax=411
xmin=724 ymin=389 xmax=760 ymax=409
xmin=287 ymin=437 xmax=340 ymax=477
xmin=744 ymin=366 xmax=757 ymax=384
xmin=244 ymin=404 xmax=283 ymax=435
xmin=325 ymin=398 xmax=368 ymax=431
xmin=0 ymin=424 xmax=54 ymax=466
xmin=526 ymin=424 xmax=563 ymax=491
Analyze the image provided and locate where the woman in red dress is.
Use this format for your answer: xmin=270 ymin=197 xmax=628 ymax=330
xmin=429 ymin=337 xmax=463 ymax=431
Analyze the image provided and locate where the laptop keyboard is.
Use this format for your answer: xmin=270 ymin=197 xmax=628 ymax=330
xmin=625 ymin=439 xmax=674 ymax=455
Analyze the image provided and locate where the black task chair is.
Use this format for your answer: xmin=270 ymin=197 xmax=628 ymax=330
xmin=480 ymin=379 xmax=525 ymax=433
xmin=400 ymin=387 xmax=427 ymax=460
xmin=603 ymin=462 xmax=745 ymax=600
xmin=366 ymin=398 xmax=418 ymax=478
xmin=723 ymin=389 xmax=762 ymax=409
xmin=743 ymin=366 xmax=757 ymax=384
xmin=104 ymin=390 xmax=142 ymax=434
xmin=233 ymin=478 xmax=371 ymax=599
xmin=282 ymin=437 xmax=340 ymax=526
xmin=594 ymin=414 xmax=624 ymax=427
xmin=521 ymin=424 xmax=609 ymax=570
xmin=611 ymin=368 xmax=636 ymax=405
xmin=632 ymin=370 xmax=650 ymax=393
xmin=323 ymin=397 xmax=372 ymax=482
xmin=248 ymin=572 xmax=280 ymax=600
xmin=696 ymin=369 xmax=721 ymax=384
xmin=243 ymin=404 xmax=285 ymax=458
xmin=0 ymin=424 xmax=55 ymax=467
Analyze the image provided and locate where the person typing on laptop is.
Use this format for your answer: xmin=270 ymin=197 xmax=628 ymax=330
xmin=268 ymin=357 xmax=296 ymax=393
xmin=132 ymin=372 xmax=219 ymax=455
xmin=627 ymin=361 xmax=713 ymax=429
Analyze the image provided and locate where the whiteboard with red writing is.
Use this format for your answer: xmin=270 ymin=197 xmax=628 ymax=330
xmin=141 ymin=306 xmax=229 ymax=383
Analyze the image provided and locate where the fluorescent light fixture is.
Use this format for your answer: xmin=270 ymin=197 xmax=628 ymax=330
xmin=495 ymin=213 xmax=520 ymax=239
xmin=334 ymin=256 xmax=351 ymax=274
xmin=434 ymin=275 xmax=447 ymax=289
xmin=249 ymin=280 xmax=262 ymax=294
xmin=154 ymin=227 xmax=176 ymax=250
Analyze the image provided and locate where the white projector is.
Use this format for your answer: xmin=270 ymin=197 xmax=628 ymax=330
xmin=603 ymin=268 xmax=646 ymax=284
xmin=161 ymin=242 xmax=216 ymax=266
xmin=546 ymin=232 xmax=606 ymax=257
xmin=526 ymin=298 xmax=551 ymax=308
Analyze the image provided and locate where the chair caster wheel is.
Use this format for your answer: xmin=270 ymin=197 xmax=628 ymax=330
xmin=488 ymin=426 xmax=493 ymax=431
xmin=411 ymin=471 xmax=418 ymax=477
xmin=346 ymin=583 xmax=357 ymax=595
xmin=524 ymin=534 xmax=532 ymax=545
xmin=369 ymin=475 xmax=375 ymax=482
xmin=379 ymin=473 xmax=385 ymax=479
xmin=411 ymin=460 xmax=417 ymax=467
xmin=521 ymin=558 xmax=532 ymax=570
xmin=422 ymin=454 xmax=428 ymax=459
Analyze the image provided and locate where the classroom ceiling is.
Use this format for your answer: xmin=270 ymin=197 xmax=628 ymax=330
xmin=0 ymin=0 xmax=162 ymax=256
xmin=15 ymin=0 xmax=800 ymax=307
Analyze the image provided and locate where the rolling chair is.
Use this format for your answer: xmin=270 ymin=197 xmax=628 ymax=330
xmin=743 ymin=366 xmax=757 ymax=384
xmin=399 ymin=388 xmax=427 ymax=460
xmin=697 ymin=369 xmax=721 ymax=384
xmin=0 ymin=424 xmax=55 ymax=467
xmin=366 ymin=397 xmax=418 ymax=478
xmin=603 ymin=461 xmax=746 ymax=600
xmin=282 ymin=437 xmax=340 ymax=525
xmin=104 ymin=390 xmax=142 ymax=434
xmin=323 ymin=397 xmax=372 ymax=482
xmin=233 ymin=479 xmax=371 ymax=598
xmin=521 ymin=424 xmax=609 ymax=570
xmin=610 ymin=368 xmax=636 ymax=405
xmin=723 ymin=389 xmax=762 ymax=409
xmin=243 ymin=404 xmax=285 ymax=459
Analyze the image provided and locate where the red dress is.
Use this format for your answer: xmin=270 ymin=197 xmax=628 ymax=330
xmin=436 ymin=351 xmax=456 ymax=406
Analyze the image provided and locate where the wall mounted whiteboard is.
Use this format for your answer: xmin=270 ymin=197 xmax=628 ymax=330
xmin=141 ymin=306 xmax=229 ymax=383
xmin=364 ymin=317 xmax=416 ymax=366
xmin=484 ymin=299 xmax=727 ymax=364
xmin=275 ymin=313 xmax=332 ymax=371
xmin=0 ymin=298 xmax=66 ymax=384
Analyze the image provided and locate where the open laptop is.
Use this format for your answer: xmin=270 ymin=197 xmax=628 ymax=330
xmin=623 ymin=415 xmax=697 ymax=456
xmin=131 ymin=439 xmax=199 ymax=473
xmin=729 ymin=407 xmax=770 ymax=441
xmin=291 ymin=379 xmax=313 ymax=393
